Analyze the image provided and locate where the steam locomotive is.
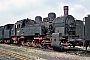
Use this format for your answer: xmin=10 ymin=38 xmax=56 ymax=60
xmin=0 ymin=6 xmax=90 ymax=50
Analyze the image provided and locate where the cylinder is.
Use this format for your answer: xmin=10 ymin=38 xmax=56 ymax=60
xmin=63 ymin=6 xmax=69 ymax=15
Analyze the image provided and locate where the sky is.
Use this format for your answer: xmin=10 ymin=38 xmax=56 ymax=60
xmin=0 ymin=0 xmax=90 ymax=25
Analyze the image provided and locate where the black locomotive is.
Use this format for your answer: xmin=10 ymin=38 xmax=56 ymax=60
xmin=0 ymin=6 xmax=90 ymax=50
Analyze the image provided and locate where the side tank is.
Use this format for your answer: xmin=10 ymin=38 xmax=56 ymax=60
xmin=75 ymin=20 xmax=84 ymax=38
xmin=85 ymin=15 xmax=90 ymax=40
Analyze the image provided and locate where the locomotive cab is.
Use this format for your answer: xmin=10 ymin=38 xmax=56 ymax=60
xmin=0 ymin=26 xmax=4 ymax=43
xmin=3 ymin=24 xmax=14 ymax=43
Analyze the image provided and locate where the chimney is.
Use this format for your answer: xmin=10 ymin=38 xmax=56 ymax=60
xmin=63 ymin=6 xmax=69 ymax=15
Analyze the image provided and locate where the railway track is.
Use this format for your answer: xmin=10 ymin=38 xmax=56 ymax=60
xmin=0 ymin=48 xmax=32 ymax=60
xmin=0 ymin=44 xmax=90 ymax=60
